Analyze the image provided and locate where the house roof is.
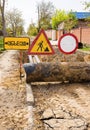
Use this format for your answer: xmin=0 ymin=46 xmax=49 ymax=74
xmin=73 ymin=12 xmax=90 ymax=19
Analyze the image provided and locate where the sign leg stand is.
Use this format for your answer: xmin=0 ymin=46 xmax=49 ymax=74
xmin=20 ymin=51 xmax=22 ymax=80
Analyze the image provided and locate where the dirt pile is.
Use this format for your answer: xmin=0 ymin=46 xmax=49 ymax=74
xmin=40 ymin=47 xmax=90 ymax=62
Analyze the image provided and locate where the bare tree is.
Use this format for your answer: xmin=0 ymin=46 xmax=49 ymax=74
xmin=6 ymin=8 xmax=24 ymax=36
xmin=36 ymin=0 xmax=54 ymax=31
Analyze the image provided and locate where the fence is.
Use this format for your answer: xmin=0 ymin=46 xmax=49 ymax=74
xmin=45 ymin=27 xmax=90 ymax=46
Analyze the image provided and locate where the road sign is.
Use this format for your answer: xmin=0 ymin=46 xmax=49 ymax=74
xmin=58 ymin=33 xmax=78 ymax=54
xmin=4 ymin=37 xmax=30 ymax=50
xmin=28 ymin=29 xmax=55 ymax=55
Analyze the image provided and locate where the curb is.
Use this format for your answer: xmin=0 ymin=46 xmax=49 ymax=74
xmin=26 ymin=83 xmax=34 ymax=106
xmin=24 ymin=83 xmax=34 ymax=130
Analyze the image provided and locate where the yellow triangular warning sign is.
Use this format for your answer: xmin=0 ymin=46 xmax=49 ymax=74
xmin=28 ymin=29 xmax=55 ymax=55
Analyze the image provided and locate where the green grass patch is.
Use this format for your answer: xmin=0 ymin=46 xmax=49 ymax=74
xmin=0 ymin=37 xmax=4 ymax=52
xmin=80 ymin=47 xmax=90 ymax=51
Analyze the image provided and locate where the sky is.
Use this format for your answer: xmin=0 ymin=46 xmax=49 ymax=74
xmin=6 ymin=0 xmax=90 ymax=31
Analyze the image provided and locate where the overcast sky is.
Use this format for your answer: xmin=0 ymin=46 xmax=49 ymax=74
xmin=7 ymin=0 xmax=90 ymax=31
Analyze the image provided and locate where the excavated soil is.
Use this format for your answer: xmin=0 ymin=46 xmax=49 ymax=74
xmin=0 ymin=47 xmax=90 ymax=130
xmin=32 ymin=82 xmax=90 ymax=130
xmin=30 ymin=47 xmax=90 ymax=130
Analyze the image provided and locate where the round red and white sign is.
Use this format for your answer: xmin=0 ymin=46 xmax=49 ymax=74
xmin=58 ymin=33 xmax=78 ymax=54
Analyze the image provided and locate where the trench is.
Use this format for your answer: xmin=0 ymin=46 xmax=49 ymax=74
xmin=23 ymin=46 xmax=90 ymax=130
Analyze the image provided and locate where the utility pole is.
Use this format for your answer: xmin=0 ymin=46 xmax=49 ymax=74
xmin=37 ymin=5 xmax=40 ymax=32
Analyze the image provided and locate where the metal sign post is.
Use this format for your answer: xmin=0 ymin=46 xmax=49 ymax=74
xmin=19 ymin=50 xmax=22 ymax=80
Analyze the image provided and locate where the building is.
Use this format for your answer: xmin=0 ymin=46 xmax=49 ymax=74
xmin=73 ymin=12 xmax=90 ymax=27
xmin=45 ymin=12 xmax=90 ymax=45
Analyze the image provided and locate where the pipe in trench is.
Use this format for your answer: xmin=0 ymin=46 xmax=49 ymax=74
xmin=23 ymin=62 xmax=90 ymax=83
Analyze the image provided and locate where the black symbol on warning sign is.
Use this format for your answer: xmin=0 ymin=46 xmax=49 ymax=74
xmin=37 ymin=41 xmax=49 ymax=52
xmin=44 ymin=47 xmax=49 ymax=51
xmin=37 ymin=41 xmax=44 ymax=51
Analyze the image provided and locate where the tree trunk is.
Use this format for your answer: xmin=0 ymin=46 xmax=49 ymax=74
xmin=0 ymin=0 xmax=7 ymax=36
xmin=23 ymin=62 xmax=90 ymax=83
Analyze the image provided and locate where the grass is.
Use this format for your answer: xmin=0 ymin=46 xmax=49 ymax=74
xmin=80 ymin=47 xmax=90 ymax=51
xmin=0 ymin=37 xmax=5 ymax=52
